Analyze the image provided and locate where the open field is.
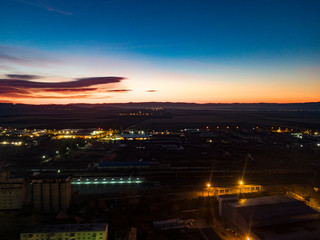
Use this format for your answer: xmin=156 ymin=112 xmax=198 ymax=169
xmin=1 ymin=103 xmax=320 ymax=130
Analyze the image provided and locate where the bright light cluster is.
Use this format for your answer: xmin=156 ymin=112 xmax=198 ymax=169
xmin=71 ymin=177 xmax=143 ymax=185
xmin=0 ymin=141 xmax=23 ymax=146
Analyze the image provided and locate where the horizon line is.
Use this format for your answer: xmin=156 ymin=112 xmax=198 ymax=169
xmin=1 ymin=101 xmax=319 ymax=106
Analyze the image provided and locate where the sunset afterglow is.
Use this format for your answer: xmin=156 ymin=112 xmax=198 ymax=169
xmin=1 ymin=0 xmax=319 ymax=104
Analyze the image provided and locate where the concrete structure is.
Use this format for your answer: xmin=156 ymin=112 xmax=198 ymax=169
xmin=217 ymin=195 xmax=238 ymax=216
xmin=203 ymin=184 xmax=262 ymax=197
xmin=219 ymin=195 xmax=320 ymax=240
xmin=0 ymin=178 xmax=28 ymax=210
xmin=20 ymin=223 xmax=108 ymax=240
xmin=31 ymin=174 xmax=71 ymax=213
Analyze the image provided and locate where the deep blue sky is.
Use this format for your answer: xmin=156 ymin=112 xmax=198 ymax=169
xmin=0 ymin=0 xmax=320 ymax=103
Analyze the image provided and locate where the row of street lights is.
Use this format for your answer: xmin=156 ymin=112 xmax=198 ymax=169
xmin=206 ymin=180 xmax=244 ymax=188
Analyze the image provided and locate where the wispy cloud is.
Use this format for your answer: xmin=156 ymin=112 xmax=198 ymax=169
xmin=146 ymin=90 xmax=157 ymax=92
xmin=14 ymin=0 xmax=73 ymax=15
xmin=0 ymin=52 xmax=28 ymax=64
xmin=0 ymin=45 xmax=60 ymax=67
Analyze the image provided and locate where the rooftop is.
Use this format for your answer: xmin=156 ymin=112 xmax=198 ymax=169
xmin=229 ymin=195 xmax=295 ymax=208
xmin=21 ymin=223 xmax=108 ymax=233
xmin=227 ymin=196 xmax=320 ymax=227
xmin=32 ymin=174 xmax=72 ymax=181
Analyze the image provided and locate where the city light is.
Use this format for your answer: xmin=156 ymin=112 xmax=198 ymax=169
xmin=239 ymin=181 xmax=244 ymax=185
xmin=207 ymin=183 xmax=211 ymax=188
xmin=71 ymin=177 xmax=143 ymax=185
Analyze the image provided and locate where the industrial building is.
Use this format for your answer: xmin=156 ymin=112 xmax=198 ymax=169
xmin=218 ymin=195 xmax=320 ymax=240
xmin=31 ymin=174 xmax=72 ymax=213
xmin=20 ymin=223 xmax=108 ymax=240
xmin=51 ymin=128 xmax=107 ymax=139
xmin=118 ymin=130 xmax=151 ymax=140
xmin=0 ymin=178 xmax=28 ymax=210
xmin=203 ymin=184 xmax=262 ymax=197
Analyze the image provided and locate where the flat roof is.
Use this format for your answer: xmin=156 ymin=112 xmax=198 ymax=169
xmin=227 ymin=196 xmax=320 ymax=227
xmin=21 ymin=223 xmax=108 ymax=233
xmin=32 ymin=174 xmax=72 ymax=180
xmin=229 ymin=195 xmax=295 ymax=208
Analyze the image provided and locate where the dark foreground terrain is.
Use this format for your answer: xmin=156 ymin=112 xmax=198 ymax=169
xmin=0 ymin=102 xmax=319 ymax=129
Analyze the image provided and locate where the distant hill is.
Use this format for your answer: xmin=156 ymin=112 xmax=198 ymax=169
xmin=0 ymin=102 xmax=319 ymax=115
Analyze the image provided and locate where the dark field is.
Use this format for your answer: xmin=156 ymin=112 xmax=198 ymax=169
xmin=0 ymin=103 xmax=320 ymax=130
xmin=135 ymin=110 xmax=320 ymax=130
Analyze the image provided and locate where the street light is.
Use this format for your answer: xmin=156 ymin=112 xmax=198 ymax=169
xmin=207 ymin=183 xmax=211 ymax=188
xmin=239 ymin=180 xmax=244 ymax=195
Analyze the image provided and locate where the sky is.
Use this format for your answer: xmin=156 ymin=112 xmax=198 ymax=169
xmin=0 ymin=0 xmax=320 ymax=104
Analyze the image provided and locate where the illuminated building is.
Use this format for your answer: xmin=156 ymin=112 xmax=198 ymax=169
xmin=52 ymin=128 xmax=109 ymax=139
xmin=71 ymin=176 xmax=143 ymax=185
xmin=118 ymin=130 xmax=150 ymax=140
xmin=202 ymin=184 xmax=262 ymax=197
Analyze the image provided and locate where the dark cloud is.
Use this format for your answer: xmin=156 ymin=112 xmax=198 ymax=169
xmin=146 ymin=90 xmax=157 ymax=92
xmin=0 ymin=76 xmax=124 ymax=89
xmin=0 ymin=87 xmax=30 ymax=94
xmin=107 ymin=89 xmax=132 ymax=93
xmin=6 ymin=74 xmax=42 ymax=80
xmin=0 ymin=76 xmax=125 ymax=100
xmin=43 ymin=88 xmax=98 ymax=92
xmin=30 ymin=95 xmax=89 ymax=99
xmin=0 ymin=92 xmax=90 ymax=99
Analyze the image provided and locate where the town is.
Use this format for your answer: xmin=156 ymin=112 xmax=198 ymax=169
xmin=1 ymin=120 xmax=320 ymax=240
